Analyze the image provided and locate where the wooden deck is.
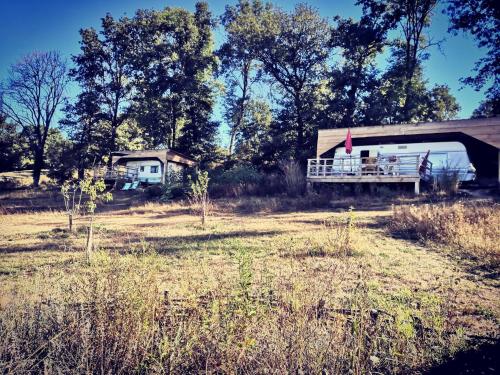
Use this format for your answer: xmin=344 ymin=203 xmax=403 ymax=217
xmin=306 ymin=155 xmax=430 ymax=194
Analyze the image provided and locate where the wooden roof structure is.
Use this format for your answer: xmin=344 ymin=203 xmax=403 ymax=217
xmin=111 ymin=149 xmax=197 ymax=167
xmin=316 ymin=117 xmax=500 ymax=157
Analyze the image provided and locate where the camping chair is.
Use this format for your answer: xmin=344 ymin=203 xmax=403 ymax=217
xmin=121 ymin=182 xmax=132 ymax=191
xmin=130 ymin=181 xmax=140 ymax=190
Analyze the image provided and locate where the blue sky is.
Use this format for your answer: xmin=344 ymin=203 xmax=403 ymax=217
xmin=0 ymin=0 xmax=487 ymax=138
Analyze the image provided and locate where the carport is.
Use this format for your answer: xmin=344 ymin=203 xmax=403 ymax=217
xmin=315 ymin=117 xmax=500 ymax=186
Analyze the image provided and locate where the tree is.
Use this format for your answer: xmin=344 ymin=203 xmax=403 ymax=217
xmin=175 ymin=2 xmax=219 ymax=163
xmin=128 ymin=2 xmax=219 ymax=163
xmin=364 ymin=60 xmax=460 ymax=124
xmin=1 ymin=52 xmax=68 ymax=186
xmin=234 ymin=99 xmax=272 ymax=164
xmin=363 ymin=0 xmax=439 ymax=123
xmin=219 ymin=0 xmax=268 ymax=157
xmin=423 ymin=84 xmax=461 ymax=121
xmin=445 ymin=0 xmax=500 ymax=113
xmin=72 ymin=16 xmax=133 ymax=156
xmin=60 ymin=90 xmax=104 ymax=179
xmin=471 ymin=98 xmax=497 ymax=118
xmin=252 ymin=4 xmax=332 ymax=160
xmin=327 ymin=1 xmax=397 ymax=127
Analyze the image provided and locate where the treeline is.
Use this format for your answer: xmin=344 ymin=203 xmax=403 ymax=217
xmin=1 ymin=0 xmax=498 ymax=186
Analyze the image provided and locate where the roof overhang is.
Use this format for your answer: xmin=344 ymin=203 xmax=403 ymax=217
xmin=111 ymin=149 xmax=197 ymax=167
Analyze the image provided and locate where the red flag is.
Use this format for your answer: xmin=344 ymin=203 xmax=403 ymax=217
xmin=419 ymin=150 xmax=430 ymax=175
xmin=345 ymin=129 xmax=353 ymax=155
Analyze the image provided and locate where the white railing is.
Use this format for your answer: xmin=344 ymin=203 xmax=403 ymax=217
xmin=307 ymin=155 xmax=432 ymax=179
xmin=93 ymin=165 xmax=139 ymax=181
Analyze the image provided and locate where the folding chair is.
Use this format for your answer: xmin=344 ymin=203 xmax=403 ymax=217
xmin=121 ymin=182 xmax=132 ymax=191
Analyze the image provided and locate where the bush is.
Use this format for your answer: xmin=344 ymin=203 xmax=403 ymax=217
xmin=209 ymin=165 xmax=287 ymax=198
xmin=145 ymin=184 xmax=163 ymax=198
xmin=391 ymin=202 xmax=500 ymax=269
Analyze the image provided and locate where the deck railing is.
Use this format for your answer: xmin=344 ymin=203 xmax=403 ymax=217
xmin=93 ymin=165 xmax=139 ymax=181
xmin=307 ymin=155 xmax=432 ymax=180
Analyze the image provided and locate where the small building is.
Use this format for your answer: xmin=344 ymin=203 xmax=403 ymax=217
xmin=104 ymin=149 xmax=196 ymax=184
xmin=307 ymin=117 xmax=500 ymax=193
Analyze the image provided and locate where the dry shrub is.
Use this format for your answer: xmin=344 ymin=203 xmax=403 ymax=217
xmin=432 ymin=168 xmax=460 ymax=195
xmin=0 ymin=250 xmax=463 ymax=374
xmin=391 ymin=202 xmax=500 ymax=268
xmin=279 ymin=160 xmax=306 ymax=197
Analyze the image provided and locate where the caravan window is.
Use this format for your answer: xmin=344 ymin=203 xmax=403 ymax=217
xmin=360 ymin=150 xmax=369 ymax=162
xmin=140 ymin=166 xmax=145 ymax=172
xmin=150 ymin=166 xmax=159 ymax=173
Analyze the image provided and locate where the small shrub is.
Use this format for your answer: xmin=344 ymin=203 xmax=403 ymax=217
xmin=189 ymin=170 xmax=210 ymax=226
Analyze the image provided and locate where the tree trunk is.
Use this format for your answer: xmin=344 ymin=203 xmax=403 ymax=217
xmin=32 ymin=148 xmax=44 ymax=187
xmin=86 ymin=216 xmax=94 ymax=263
xmin=69 ymin=213 xmax=73 ymax=233
xmin=294 ymin=94 xmax=305 ymax=160
xmin=228 ymin=130 xmax=237 ymax=156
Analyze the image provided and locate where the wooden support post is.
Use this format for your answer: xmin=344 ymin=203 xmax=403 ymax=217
xmin=414 ymin=180 xmax=420 ymax=195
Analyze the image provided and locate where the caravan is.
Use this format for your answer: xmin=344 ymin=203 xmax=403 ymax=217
xmin=333 ymin=141 xmax=476 ymax=182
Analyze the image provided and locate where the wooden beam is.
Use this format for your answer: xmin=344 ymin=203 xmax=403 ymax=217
xmin=307 ymin=176 xmax=420 ymax=183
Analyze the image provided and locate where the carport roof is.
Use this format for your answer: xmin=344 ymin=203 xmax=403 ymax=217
xmin=316 ymin=117 xmax=500 ymax=157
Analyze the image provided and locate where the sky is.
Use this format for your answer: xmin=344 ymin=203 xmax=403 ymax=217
xmin=0 ymin=0 xmax=488 ymax=143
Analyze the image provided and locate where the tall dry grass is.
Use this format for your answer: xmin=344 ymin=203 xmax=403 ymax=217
xmin=391 ymin=202 xmax=500 ymax=269
xmin=0 ymin=248 xmax=462 ymax=374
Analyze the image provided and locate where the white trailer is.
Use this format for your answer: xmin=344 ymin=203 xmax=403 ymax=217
xmin=333 ymin=141 xmax=476 ymax=182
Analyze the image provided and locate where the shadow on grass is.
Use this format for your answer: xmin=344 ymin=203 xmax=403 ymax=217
xmin=110 ymin=229 xmax=286 ymax=255
xmin=425 ymin=340 xmax=499 ymax=375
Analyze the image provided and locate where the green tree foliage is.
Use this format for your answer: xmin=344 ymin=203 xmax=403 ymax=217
xmin=234 ymin=99 xmax=272 ymax=164
xmin=219 ymin=0 xmax=269 ymax=157
xmin=127 ymin=2 xmax=219 ymax=164
xmin=45 ymin=129 xmax=75 ymax=182
xmin=252 ymin=4 xmax=332 ymax=160
xmin=445 ymin=0 xmax=499 ymax=114
xmin=327 ymin=1 xmax=397 ymax=127
xmin=73 ymin=17 xmax=133 ymax=154
xmin=0 ymin=114 xmax=25 ymax=172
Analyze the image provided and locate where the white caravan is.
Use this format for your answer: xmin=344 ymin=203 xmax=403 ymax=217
xmin=333 ymin=141 xmax=476 ymax=182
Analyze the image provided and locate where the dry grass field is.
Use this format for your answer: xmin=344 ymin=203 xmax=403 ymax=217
xmin=0 ymin=187 xmax=499 ymax=373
